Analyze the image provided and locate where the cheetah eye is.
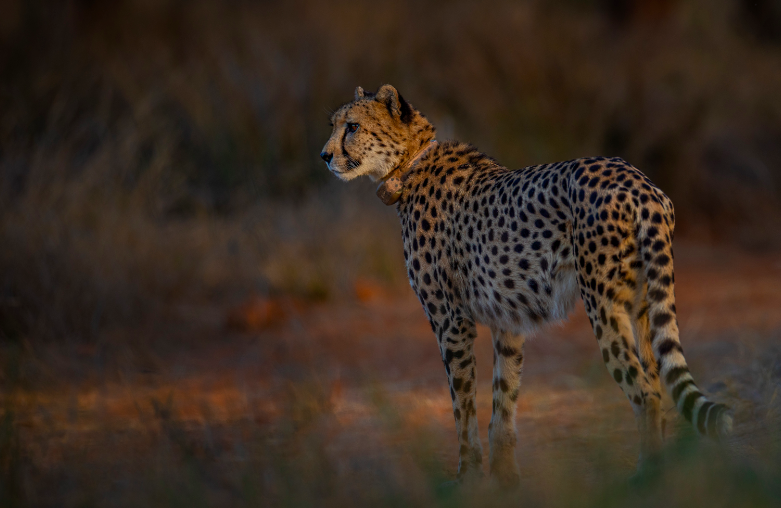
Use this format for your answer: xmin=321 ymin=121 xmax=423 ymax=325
xmin=346 ymin=122 xmax=359 ymax=133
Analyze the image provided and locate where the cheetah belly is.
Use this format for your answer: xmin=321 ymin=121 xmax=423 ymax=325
xmin=464 ymin=259 xmax=579 ymax=335
xmin=546 ymin=261 xmax=579 ymax=322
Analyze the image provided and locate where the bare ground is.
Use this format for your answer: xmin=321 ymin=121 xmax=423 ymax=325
xmin=3 ymin=242 xmax=781 ymax=507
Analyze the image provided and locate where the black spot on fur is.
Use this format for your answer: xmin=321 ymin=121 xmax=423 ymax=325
xmin=653 ymin=312 xmax=674 ymax=327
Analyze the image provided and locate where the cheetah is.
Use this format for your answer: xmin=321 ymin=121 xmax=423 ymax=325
xmin=320 ymin=84 xmax=733 ymax=486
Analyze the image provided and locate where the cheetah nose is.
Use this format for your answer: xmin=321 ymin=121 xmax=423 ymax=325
xmin=320 ymin=151 xmax=333 ymax=163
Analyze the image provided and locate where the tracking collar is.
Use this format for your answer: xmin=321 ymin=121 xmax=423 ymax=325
xmin=376 ymin=140 xmax=438 ymax=206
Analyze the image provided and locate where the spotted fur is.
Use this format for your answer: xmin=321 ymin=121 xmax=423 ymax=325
xmin=321 ymin=85 xmax=733 ymax=485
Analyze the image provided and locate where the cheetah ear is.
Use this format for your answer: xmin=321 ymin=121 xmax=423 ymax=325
xmin=354 ymin=86 xmax=365 ymax=100
xmin=376 ymin=84 xmax=413 ymax=124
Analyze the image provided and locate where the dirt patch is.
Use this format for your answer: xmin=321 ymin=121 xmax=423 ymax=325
xmin=2 ymin=243 xmax=781 ymax=506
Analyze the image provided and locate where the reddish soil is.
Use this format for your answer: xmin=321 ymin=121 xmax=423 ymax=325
xmin=4 ymin=242 xmax=781 ymax=505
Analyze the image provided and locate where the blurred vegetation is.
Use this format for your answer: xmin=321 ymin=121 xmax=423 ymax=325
xmin=2 ymin=368 xmax=781 ymax=508
xmin=2 ymin=3 xmax=781 ymax=506
xmin=1 ymin=0 xmax=781 ymax=343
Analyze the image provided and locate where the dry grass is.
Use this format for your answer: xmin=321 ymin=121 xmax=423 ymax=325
xmin=2 ymin=0 xmax=781 ymax=346
xmin=2 ymin=245 xmax=781 ymax=507
xmin=2 ymin=0 xmax=781 ymax=505
xmin=3 ymin=0 xmax=781 ymax=342
xmin=0 ymin=177 xmax=403 ymax=345
xmin=3 ymin=263 xmax=781 ymax=507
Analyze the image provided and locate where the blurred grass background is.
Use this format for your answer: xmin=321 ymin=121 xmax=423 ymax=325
xmin=2 ymin=1 xmax=781 ymax=506
xmin=2 ymin=0 xmax=781 ymax=344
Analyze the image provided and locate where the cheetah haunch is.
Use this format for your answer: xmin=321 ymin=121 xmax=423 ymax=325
xmin=320 ymin=84 xmax=732 ymax=485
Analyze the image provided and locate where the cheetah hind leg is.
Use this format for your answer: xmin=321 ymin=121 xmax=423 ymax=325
xmin=632 ymin=291 xmax=665 ymax=471
xmin=589 ymin=289 xmax=663 ymax=471
xmin=488 ymin=328 xmax=525 ymax=488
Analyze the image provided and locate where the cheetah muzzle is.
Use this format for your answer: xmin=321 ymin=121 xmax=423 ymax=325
xmin=320 ymin=84 xmax=733 ymax=486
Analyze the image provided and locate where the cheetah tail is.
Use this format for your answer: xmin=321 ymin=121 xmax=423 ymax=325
xmin=638 ymin=208 xmax=733 ymax=438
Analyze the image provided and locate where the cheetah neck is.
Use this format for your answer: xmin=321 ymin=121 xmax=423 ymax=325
xmin=376 ymin=140 xmax=438 ymax=206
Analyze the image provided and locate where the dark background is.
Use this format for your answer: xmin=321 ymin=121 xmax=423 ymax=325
xmin=2 ymin=1 xmax=781 ymax=506
xmin=2 ymin=0 xmax=781 ymax=343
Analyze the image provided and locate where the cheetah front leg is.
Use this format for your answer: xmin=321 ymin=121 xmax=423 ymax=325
xmin=434 ymin=314 xmax=483 ymax=483
xmin=488 ymin=328 xmax=525 ymax=487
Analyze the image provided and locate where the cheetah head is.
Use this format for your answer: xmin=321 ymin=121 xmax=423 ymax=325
xmin=320 ymin=84 xmax=436 ymax=182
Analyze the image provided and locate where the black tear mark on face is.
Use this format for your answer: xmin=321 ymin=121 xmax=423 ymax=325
xmin=340 ymin=125 xmax=361 ymax=170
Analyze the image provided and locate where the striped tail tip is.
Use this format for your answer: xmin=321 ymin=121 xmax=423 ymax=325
xmin=695 ymin=401 xmax=733 ymax=438
xmin=667 ymin=367 xmax=732 ymax=439
xmin=713 ymin=406 xmax=733 ymax=437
